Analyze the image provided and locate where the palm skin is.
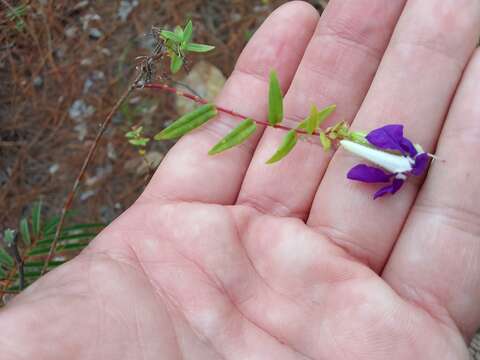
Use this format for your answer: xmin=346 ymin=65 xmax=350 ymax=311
xmin=1 ymin=199 xmax=466 ymax=359
xmin=2 ymin=1 xmax=480 ymax=359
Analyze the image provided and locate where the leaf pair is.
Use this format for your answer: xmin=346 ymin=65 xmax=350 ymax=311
xmin=298 ymin=104 xmax=336 ymax=135
xmin=159 ymin=20 xmax=215 ymax=74
xmin=125 ymin=126 xmax=150 ymax=148
xmin=265 ymin=72 xmax=337 ymax=163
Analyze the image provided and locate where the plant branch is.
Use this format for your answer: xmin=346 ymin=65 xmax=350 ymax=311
xmin=41 ymin=72 xmax=143 ymax=275
xmin=143 ymin=83 xmax=320 ymax=136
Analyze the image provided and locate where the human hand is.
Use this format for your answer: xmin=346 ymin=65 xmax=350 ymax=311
xmin=2 ymin=1 xmax=480 ymax=359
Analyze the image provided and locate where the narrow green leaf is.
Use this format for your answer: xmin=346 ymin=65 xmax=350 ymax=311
xmin=298 ymin=105 xmax=319 ymax=135
xmin=28 ymin=242 xmax=89 ymax=257
xmin=36 ymin=232 xmax=96 ymax=247
xmin=349 ymin=131 xmax=369 ymax=146
xmin=128 ymin=138 xmax=150 ymax=147
xmin=170 ymin=53 xmax=184 ymax=74
xmin=319 ymin=131 xmax=332 ymax=152
xmin=154 ymin=104 xmax=218 ymax=140
xmin=160 ymin=30 xmax=181 ymax=43
xmin=184 ymin=43 xmax=215 ymax=53
xmin=298 ymin=104 xmax=336 ymax=135
xmin=19 ymin=218 xmax=31 ymax=246
xmin=0 ymin=246 xmax=14 ymax=268
xmin=316 ymin=104 xmax=336 ymax=127
xmin=32 ymin=200 xmax=42 ymax=236
xmin=62 ymin=223 xmax=105 ymax=232
xmin=183 ymin=20 xmax=193 ymax=44
xmin=268 ymin=71 xmax=283 ymax=126
xmin=174 ymin=26 xmax=184 ymax=39
xmin=266 ymin=130 xmax=297 ymax=164
xmin=209 ymin=119 xmax=257 ymax=155
xmin=24 ymin=259 xmax=66 ymax=268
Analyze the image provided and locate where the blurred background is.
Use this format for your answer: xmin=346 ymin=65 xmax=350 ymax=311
xmin=0 ymin=0 xmax=327 ymax=228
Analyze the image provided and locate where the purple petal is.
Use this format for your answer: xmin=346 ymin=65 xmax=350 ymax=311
xmin=411 ymin=153 xmax=430 ymax=176
xmin=400 ymin=138 xmax=418 ymax=157
xmin=373 ymin=178 xmax=405 ymax=199
xmin=366 ymin=124 xmax=405 ymax=152
xmin=347 ymin=164 xmax=392 ymax=183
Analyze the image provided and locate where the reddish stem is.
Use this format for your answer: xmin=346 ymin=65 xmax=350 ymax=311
xmin=143 ymin=83 xmax=315 ymax=136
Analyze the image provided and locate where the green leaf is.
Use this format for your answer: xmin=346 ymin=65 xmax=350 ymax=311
xmin=183 ymin=20 xmax=193 ymax=44
xmin=36 ymin=232 xmax=96 ymax=247
xmin=128 ymin=138 xmax=150 ymax=147
xmin=170 ymin=53 xmax=184 ymax=74
xmin=63 ymin=223 xmax=105 ymax=232
xmin=32 ymin=200 xmax=42 ymax=236
xmin=0 ymin=245 xmax=14 ymax=268
xmin=268 ymin=71 xmax=283 ymax=126
xmin=184 ymin=43 xmax=215 ymax=53
xmin=28 ymin=242 xmax=88 ymax=257
xmin=316 ymin=104 xmax=336 ymax=127
xmin=154 ymin=104 xmax=218 ymax=140
xmin=208 ymin=118 xmax=257 ymax=155
xmin=298 ymin=104 xmax=336 ymax=135
xmin=24 ymin=259 xmax=66 ymax=269
xmin=160 ymin=30 xmax=181 ymax=43
xmin=125 ymin=126 xmax=143 ymax=139
xmin=266 ymin=130 xmax=297 ymax=164
xmin=348 ymin=131 xmax=369 ymax=145
xmin=174 ymin=26 xmax=184 ymax=39
xmin=19 ymin=218 xmax=31 ymax=246
xmin=319 ymin=131 xmax=332 ymax=151
xmin=298 ymin=105 xmax=319 ymax=135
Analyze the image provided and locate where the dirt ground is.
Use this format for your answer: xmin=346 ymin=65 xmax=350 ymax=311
xmin=0 ymin=0 xmax=325 ymax=228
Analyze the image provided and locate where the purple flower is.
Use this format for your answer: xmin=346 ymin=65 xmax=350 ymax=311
xmin=342 ymin=125 xmax=431 ymax=199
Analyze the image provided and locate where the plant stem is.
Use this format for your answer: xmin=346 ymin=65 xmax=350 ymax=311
xmin=143 ymin=83 xmax=319 ymax=136
xmin=41 ymin=72 xmax=143 ymax=275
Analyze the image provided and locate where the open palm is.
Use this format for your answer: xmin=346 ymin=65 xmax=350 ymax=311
xmin=3 ymin=1 xmax=480 ymax=359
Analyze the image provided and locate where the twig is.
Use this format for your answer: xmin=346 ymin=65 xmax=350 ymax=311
xmin=143 ymin=82 xmax=318 ymax=136
xmin=42 ymin=72 xmax=143 ymax=275
xmin=10 ymin=232 xmax=24 ymax=290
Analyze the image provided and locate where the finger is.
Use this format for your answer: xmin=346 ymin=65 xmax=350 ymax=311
xmin=308 ymin=0 xmax=480 ymax=272
xmin=142 ymin=2 xmax=319 ymax=204
xmin=236 ymin=0 xmax=406 ymax=219
xmin=383 ymin=49 xmax=480 ymax=340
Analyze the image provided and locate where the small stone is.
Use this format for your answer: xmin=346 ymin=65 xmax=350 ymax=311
xmin=88 ymin=28 xmax=103 ymax=39
xmin=69 ymin=99 xmax=95 ymax=121
xmin=48 ymin=163 xmax=60 ymax=174
xmin=92 ymin=70 xmax=105 ymax=81
xmin=83 ymin=78 xmax=94 ymax=93
xmin=100 ymin=48 xmax=111 ymax=56
xmin=64 ymin=25 xmax=78 ymax=38
xmin=74 ymin=122 xmax=88 ymax=141
xmin=81 ymin=13 xmax=101 ymax=30
xmin=117 ymin=0 xmax=139 ymax=22
xmin=33 ymin=76 xmax=43 ymax=88
xmin=107 ymin=142 xmax=117 ymax=161
xmin=80 ymin=58 xmax=93 ymax=66
xmin=72 ymin=0 xmax=89 ymax=12
xmin=136 ymin=151 xmax=164 ymax=175
xmin=175 ymin=61 xmax=226 ymax=114
xmin=80 ymin=190 xmax=96 ymax=202
xmin=85 ymin=163 xmax=113 ymax=186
